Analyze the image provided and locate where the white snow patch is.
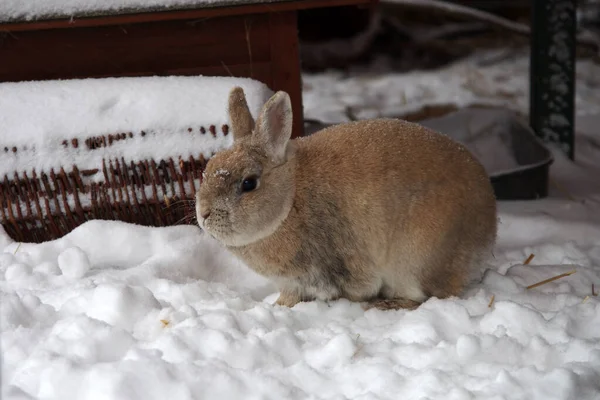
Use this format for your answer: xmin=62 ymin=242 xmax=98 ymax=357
xmin=57 ymin=247 xmax=91 ymax=279
xmin=214 ymin=169 xmax=231 ymax=178
xmin=2 ymin=50 xmax=600 ymax=400
xmin=0 ymin=75 xmax=273 ymax=176
xmin=302 ymin=51 xmax=600 ymax=124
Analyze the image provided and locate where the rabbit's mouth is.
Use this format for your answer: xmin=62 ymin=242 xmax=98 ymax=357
xmin=204 ymin=226 xmax=255 ymax=248
xmin=200 ymin=217 xmax=228 ymax=242
xmin=202 ymin=213 xmax=279 ymax=248
xmin=198 ymin=209 xmax=246 ymax=246
xmin=196 ymin=191 xmax=294 ymax=248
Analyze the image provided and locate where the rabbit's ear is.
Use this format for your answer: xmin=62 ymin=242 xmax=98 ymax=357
xmin=228 ymin=86 xmax=255 ymax=141
xmin=254 ymin=91 xmax=293 ymax=162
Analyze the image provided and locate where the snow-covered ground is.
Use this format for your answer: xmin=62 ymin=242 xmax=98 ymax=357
xmin=302 ymin=50 xmax=600 ymax=124
xmin=2 ymin=52 xmax=600 ymax=399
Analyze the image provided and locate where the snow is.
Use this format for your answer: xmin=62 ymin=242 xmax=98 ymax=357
xmin=2 ymin=210 xmax=600 ymax=399
xmin=0 ymin=0 xmax=291 ymax=23
xmin=2 ymin=51 xmax=600 ymax=399
xmin=0 ymin=76 xmax=272 ymax=177
xmin=302 ymin=51 xmax=600 ymax=124
xmin=418 ymin=108 xmax=532 ymax=176
xmin=57 ymin=247 xmax=90 ymax=280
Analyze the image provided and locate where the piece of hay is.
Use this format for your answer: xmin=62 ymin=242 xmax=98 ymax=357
xmin=488 ymin=294 xmax=495 ymax=308
xmin=526 ymin=270 xmax=577 ymax=290
xmin=352 ymin=334 xmax=365 ymax=359
xmin=160 ymin=319 xmax=170 ymax=327
xmin=523 ymin=253 xmax=535 ymax=265
xmin=549 ymin=177 xmax=577 ymax=201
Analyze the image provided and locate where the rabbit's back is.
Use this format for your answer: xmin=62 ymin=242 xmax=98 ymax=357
xmin=293 ymin=118 xmax=497 ymax=303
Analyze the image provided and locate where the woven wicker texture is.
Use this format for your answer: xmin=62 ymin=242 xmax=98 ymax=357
xmin=1 ymin=125 xmax=228 ymax=243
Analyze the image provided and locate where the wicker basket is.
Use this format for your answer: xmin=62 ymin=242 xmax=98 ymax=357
xmin=1 ymin=130 xmax=219 ymax=243
xmin=0 ymin=76 xmax=272 ymax=243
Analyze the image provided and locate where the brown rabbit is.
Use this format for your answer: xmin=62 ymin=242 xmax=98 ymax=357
xmin=196 ymin=87 xmax=497 ymax=310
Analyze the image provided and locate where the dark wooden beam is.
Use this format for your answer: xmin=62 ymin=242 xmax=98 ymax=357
xmin=0 ymin=0 xmax=377 ymax=32
xmin=269 ymin=11 xmax=304 ymax=138
xmin=0 ymin=14 xmax=272 ymax=82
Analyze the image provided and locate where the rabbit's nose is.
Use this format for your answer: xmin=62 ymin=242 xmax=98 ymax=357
xmin=201 ymin=210 xmax=211 ymax=220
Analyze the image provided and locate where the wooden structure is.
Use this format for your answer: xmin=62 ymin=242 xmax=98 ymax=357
xmin=0 ymin=0 xmax=376 ymax=139
xmin=0 ymin=0 xmax=377 ymax=243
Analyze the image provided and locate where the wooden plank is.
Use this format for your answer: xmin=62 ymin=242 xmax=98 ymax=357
xmin=59 ymin=62 xmax=273 ymax=84
xmin=164 ymin=62 xmax=272 ymax=82
xmin=0 ymin=14 xmax=270 ymax=82
xmin=269 ymin=11 xmax=304 ymax=138
xmin=0 ymin=0 xmax=378 ymax=32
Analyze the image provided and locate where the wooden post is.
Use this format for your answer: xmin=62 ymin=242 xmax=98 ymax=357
xmin=269 ymin=11 xmax=304 ymax=138
xmin=0 ymin=14 xmax=273 ymax=83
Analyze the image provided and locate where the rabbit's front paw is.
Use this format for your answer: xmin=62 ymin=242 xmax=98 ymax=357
xmin=274 ymin=290 xmax=303 ymax=308
xmin=363 ymin=298 xmax=421 ymax=311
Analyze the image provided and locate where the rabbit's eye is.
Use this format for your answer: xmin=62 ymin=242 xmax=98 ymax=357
xmin=241 ymin=176 xmax=258 ymax=192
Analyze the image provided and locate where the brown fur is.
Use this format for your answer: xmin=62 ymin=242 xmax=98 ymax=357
xmin=196 ymin=87 xmax=497 ymax=311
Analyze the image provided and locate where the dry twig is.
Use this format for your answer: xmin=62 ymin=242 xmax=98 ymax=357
xmin=488 ymin=294 xmax=495 ymax=308
xmin=526 ymin=270 xmax=577 ymax=290
xmin=220 ymin=61 xmax=233 ymax=77
xmin=344 ymin=106 xmax=359 ymax=121
xmin=245 ymin=18 xmax=254 ymax=78
xmin=352 ymin=334 xmax=365 ymax=359
xmin=523 ymin=253 xmax=535 ymax=265
xmin=549 ymin=177 xmax=577 ymax=202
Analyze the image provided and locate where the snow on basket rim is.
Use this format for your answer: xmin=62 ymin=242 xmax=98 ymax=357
xmin=0 ymin=75 xmax=272 ymax=144
xmin=0 ymin=0 xmax=293 ymax=23
xmin=0 ymin=74 xmax=273 ymax=184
